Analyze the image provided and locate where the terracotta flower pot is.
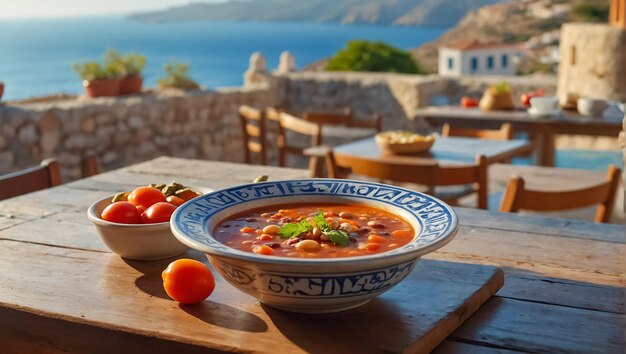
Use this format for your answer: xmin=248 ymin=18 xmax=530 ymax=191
xmin=0 ymin=82 xmax=4 ymax=101
xmin=83 ymin=79 xmax=120 ymax=98
xmin=119 ymin=75 xmax=143 ymax=95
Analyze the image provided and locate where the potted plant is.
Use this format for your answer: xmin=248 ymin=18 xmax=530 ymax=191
xmin=72 ymin=61 xmax=123 ymax=98
xmin=157 ymin=61 xmax=200 ymax=91
xmin=105 ymin=49 xmax=147 ymax=95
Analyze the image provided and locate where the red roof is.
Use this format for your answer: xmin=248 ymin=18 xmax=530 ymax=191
xmin=443 ymin=41 xmax=520 ymax=51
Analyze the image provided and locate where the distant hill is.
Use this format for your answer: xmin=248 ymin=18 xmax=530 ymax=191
xmin=129 ymin=0 xmax=504 ymax=27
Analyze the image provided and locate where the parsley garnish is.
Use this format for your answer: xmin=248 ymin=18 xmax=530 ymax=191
xmin=278 ymin=220 xmax=312 ymax=238
xmin=313 ymin=211 xmax=350 ymax=246
xmin=277 ymin=210 xmax=350 ymax=246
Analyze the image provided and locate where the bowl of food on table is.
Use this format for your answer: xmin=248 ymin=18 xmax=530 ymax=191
xmin=375 ymin=130 xmax=437 ymax=154
xmin=87 ymin=182 xmax=206 ymax=260
xmin=170 ymin=179 xmax=458 ymax=313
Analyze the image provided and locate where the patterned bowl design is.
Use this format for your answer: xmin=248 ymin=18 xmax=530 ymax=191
xmin=171 ymin=179 xmax=458 ymax=313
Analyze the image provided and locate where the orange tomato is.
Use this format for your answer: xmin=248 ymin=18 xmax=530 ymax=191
xmin=166 ymin=196 xmax=185 ymax=206
xmin=128 ymin=186 xmax=166 ymax=209
xmin=141 ymin=202 xmax=177 ymax=224
xmin=162 ymin=259 xmax=215 ymax=304
xmin=101 ymin=201 xmax=142 ymax=224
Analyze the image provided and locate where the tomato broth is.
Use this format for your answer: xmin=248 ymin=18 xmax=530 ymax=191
xmin=213 ymin=203 xmax=415 ymax=258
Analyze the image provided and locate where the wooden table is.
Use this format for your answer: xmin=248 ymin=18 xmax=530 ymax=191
xmin=307 ymin=136 xmax=533 ymax=166
xmin=416 ymin=106 xmax=623 ymax=166
xmin=1 ymin=157 xmax=624 ymax=353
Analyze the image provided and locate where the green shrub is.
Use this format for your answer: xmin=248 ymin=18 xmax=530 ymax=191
xmin=572 ymin=3 xmax=609 ymax=22
xmin=72 ymin=61 xmax=121 ymax=81
xmin=157 ymin=61 xmax=200 ymax=90
xmin=104 ymin=49 xmax=147 ymax=77
xmin=325 ymin=40 xmax=423 ymax=74
xmin=123 ymin=53 xmax=147 ymax=76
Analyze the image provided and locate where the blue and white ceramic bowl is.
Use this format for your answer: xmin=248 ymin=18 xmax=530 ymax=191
xmin=171 ymin=179 xmax=458 ymax=313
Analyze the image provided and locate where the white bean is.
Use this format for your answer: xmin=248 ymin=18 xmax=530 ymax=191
xmin=312 ymin=227 xmax=322 ymax=237
xmin=262 ymin=225 xmax=281 ymax=235
xmin=295 ymin=240 xmax=321 ymax=251
xmin=339 ymin=211 xmax=354 ymax=219
xmin=329 ymin=220 xmax=339 ymax=230
xmin=339 ymin=222 xmax=354 ymax=233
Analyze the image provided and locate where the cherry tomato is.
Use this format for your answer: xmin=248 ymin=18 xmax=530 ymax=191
xmin=166 ymin=195 xmax=185 ymax=206
xmin=141 ymin=202 xmax=177 ymax=224
xmin=127 ymin=186 xmax=166 ymax=209
xmin=162 ymin=259 xmax=215 ymax=304
xmin=101 ymin=201 xmax=142 ymax=224
xmin=135 ymin=205 xmax=147 ymax=215
xmin=461 ymin=97 xmax=479 ymax=108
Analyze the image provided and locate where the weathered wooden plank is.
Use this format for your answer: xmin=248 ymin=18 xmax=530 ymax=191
xmin=426 ymin=224 xmax=626 ymax=287
xmin=454 ymin=208 xmax=625 ymax=243
xmin=450 ymin=297 xmax=626 ymax=354
xmin=434 ymin=340 xmax=525 ymax=354
xmin=498 ymin=271 xmax=626 ymax=314
xmin=0 ymin=240 xmax=502 ymax=354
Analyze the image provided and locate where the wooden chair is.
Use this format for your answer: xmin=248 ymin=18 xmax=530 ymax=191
xmin=499 ymin=165 xmax=621 ymax=223
xmin=81 ymin=155 xmax=100 ymax=178
xmin=303 ymin=108 xmax=382 ymax=132
xmin=326 ymin=150 xmax=489 ymax=209
xmin=238 ymin=105 xmax=267 ymax=165
xmin=0 ymin=159 xmax=62 ymax=201
xmin=277 ymin=112 xmax=323 ymax=176
xmin=442 ymin=123 xmax=513 ymax=141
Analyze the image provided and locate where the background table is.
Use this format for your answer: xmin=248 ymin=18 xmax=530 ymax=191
xmin=416 ymin=106 xmax=623 ymax=166
xmin=308 ymin=136 xmax=532 ymax=167
xmin=0 ymin=157 xmax=624 ymax=353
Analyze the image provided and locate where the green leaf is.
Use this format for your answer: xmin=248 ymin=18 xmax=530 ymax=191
xmin=326 ymin=230 xmax=350 ymax=247
xmin=313 ymin=211 xmax=331 ymax=232
xmin=278 ymin=220 xmax=312 ymax=239
xmin=313 ymin=210 xmax=349 ymax=246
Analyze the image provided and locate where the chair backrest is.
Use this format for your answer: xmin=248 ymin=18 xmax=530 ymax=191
xmin=304 ymin=108 xmax=382 ymax=132
xmin=81 ymin=155 xmax=100 ymax=178
xmin=499 ymin=165 xmax=621 ymax=223
xmin=277 ymin=112 xmax=322 ymax=167
xmin=239 ymin=105 xmax=267 ymax=165
xmin=265 ymin=106 xmax=282 ymax=122
xmin=326 ymin=150 xmax=488 ymax=208
xmin=442 ymin=123 xmax=513 ymax=141
xmin=0 ymin=159 xmax=62 ymax=201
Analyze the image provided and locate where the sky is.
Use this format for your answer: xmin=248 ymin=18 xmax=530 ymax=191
xmin=0 ymin=0 xmax=225 ymax=19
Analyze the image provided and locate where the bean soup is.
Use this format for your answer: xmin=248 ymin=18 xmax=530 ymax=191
xmin=213 ymin=203 xmax=415 ymax=258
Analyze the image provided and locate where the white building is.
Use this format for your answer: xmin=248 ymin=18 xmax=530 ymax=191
xmin=438 ymin=42 xmax=522 ymax=77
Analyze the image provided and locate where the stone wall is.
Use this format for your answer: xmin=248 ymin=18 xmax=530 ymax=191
xmin=0 ymin=87 xmax=279 ymax=181
xmin=273 ymin=71 xmax=556 ymax=133
xmin=0 ymin=59 xmax=565 ymax=182
xmin=558 ymin=23 xmax=626 ymax=102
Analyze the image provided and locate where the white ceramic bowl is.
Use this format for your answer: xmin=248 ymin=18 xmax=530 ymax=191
xmin=529 ymin=96 xmax=558 ymax=114
xmin=577 ymin=97 xmax=608 ymax=116
xmin=88 ymin=196 xmax=189 ymax=260
xmin=171 ymin=179 xmax=458 ymax=313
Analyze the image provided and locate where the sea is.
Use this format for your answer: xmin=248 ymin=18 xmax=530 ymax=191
xmin=0 ymin=16 xmax=446 ymax=100
xmin=0 ymin=16 xmax=622 ymax=170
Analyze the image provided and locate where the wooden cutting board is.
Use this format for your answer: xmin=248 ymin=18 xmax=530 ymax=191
xmin=261 ymin=259 xmax=504 ymax=354
xmin=0 ymin=240 xmax=503 ymax=354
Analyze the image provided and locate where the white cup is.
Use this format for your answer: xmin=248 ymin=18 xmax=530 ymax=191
xmin=577 ymin=97 xmax=608 ymax=116
xmin=530 ymin=96 xmax=558 ymax=113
